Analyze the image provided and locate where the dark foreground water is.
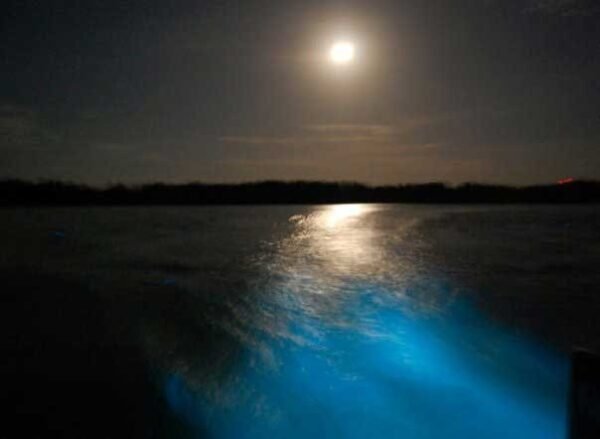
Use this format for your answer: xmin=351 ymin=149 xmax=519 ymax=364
xmin=2 ymin=205 xmax=600 ymax=438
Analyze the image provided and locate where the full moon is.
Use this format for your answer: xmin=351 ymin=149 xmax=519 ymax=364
xmin=329 ymin=41 xmax=355 ymax=65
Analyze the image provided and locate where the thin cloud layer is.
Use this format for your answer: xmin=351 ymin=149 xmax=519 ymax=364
xmin=220 ymin=124 xmax=399 ymax=147
xmin=0 ymin=104 xmax=58 ymax=150
xmin=524 ymin=0 xmax=599 ymax=16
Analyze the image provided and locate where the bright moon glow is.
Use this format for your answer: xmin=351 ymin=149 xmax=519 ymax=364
xmin=323 ymin=204 xmax=366 ymax=227
xmin=329 ymin=42 xmax=355 ymax=65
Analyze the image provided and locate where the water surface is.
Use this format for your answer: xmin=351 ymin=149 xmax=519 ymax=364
xmin=3 ymin=204 xmax=599 ymax=438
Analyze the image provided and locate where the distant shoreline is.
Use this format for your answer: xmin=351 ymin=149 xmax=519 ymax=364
xmin=1 ymin=179 xmax=599 ymax=206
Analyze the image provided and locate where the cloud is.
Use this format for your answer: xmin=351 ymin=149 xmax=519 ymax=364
xmin=524 ymin=0 xmax=599 ymax=16
xmin=306 ymin=124 xmax=395 ymax=136
xmin=218 ymin=136 xmax=299 ymax=146
xmin=219 ymin=123 xmax=401 ymax=147
xmin=0 ymin=104 xmax=59 ymax=149
xmin=219 ymin=110 xmax=491 ymax=151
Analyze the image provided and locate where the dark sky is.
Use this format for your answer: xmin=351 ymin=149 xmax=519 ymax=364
xmin=1 ymin=0 xmax=599 ymax=185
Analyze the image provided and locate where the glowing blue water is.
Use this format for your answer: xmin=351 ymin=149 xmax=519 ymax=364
xmin=1 ymin=205 xmax=591 ymax=437
xmin=163 ymin=283 xmax=568 ymax=438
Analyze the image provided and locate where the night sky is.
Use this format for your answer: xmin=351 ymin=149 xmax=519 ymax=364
xmin=1 ymin=0 xmax=599 ymax=185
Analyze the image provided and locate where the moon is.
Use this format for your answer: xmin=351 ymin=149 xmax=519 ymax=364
xmin=329 ymin=41 xmax=355 ymax=65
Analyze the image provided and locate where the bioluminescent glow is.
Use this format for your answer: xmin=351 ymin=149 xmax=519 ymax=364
xmin=329 ymin=41 xmax=355 ymax=65
xmin=163 ymin=286 xmax=568 ymax=439
xmin=156 ymin=205 xmax=569 ymax=438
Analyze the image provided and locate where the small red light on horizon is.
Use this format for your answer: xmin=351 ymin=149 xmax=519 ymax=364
xmin=557 ymin=177 xmax=575 ymax=185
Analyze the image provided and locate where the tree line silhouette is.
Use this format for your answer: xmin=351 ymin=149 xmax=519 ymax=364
xmin=1 ymin=179 xmax=599 ymax=205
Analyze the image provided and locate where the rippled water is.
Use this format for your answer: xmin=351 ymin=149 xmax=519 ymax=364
xmin=3 ymin=205 xmax=600 ymax=438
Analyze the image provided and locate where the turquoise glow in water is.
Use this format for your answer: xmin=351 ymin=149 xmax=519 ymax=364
xmin=144 ymin=205 xmax=577 ymax=437
xmin=2 ymin=205 xmax=597 ymax=438
xmin=163 ymin=284 xmax=568 ymax=438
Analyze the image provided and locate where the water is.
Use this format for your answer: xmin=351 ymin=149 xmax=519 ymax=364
xmin=2 ymin=204 xmax=600 ymax=438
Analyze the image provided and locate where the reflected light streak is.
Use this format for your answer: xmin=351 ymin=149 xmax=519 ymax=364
xmin=322 ymin=204 xmax=369 ymax=228
xmin=310 ymin=203 xmax=382 ymax=283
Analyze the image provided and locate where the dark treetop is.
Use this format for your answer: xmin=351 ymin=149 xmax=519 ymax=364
xmin=2 ymin=179 xmax=599 ymax=205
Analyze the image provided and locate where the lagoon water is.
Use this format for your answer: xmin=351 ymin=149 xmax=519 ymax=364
xmin=2 ymin=205 xmax=600 ymax=438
